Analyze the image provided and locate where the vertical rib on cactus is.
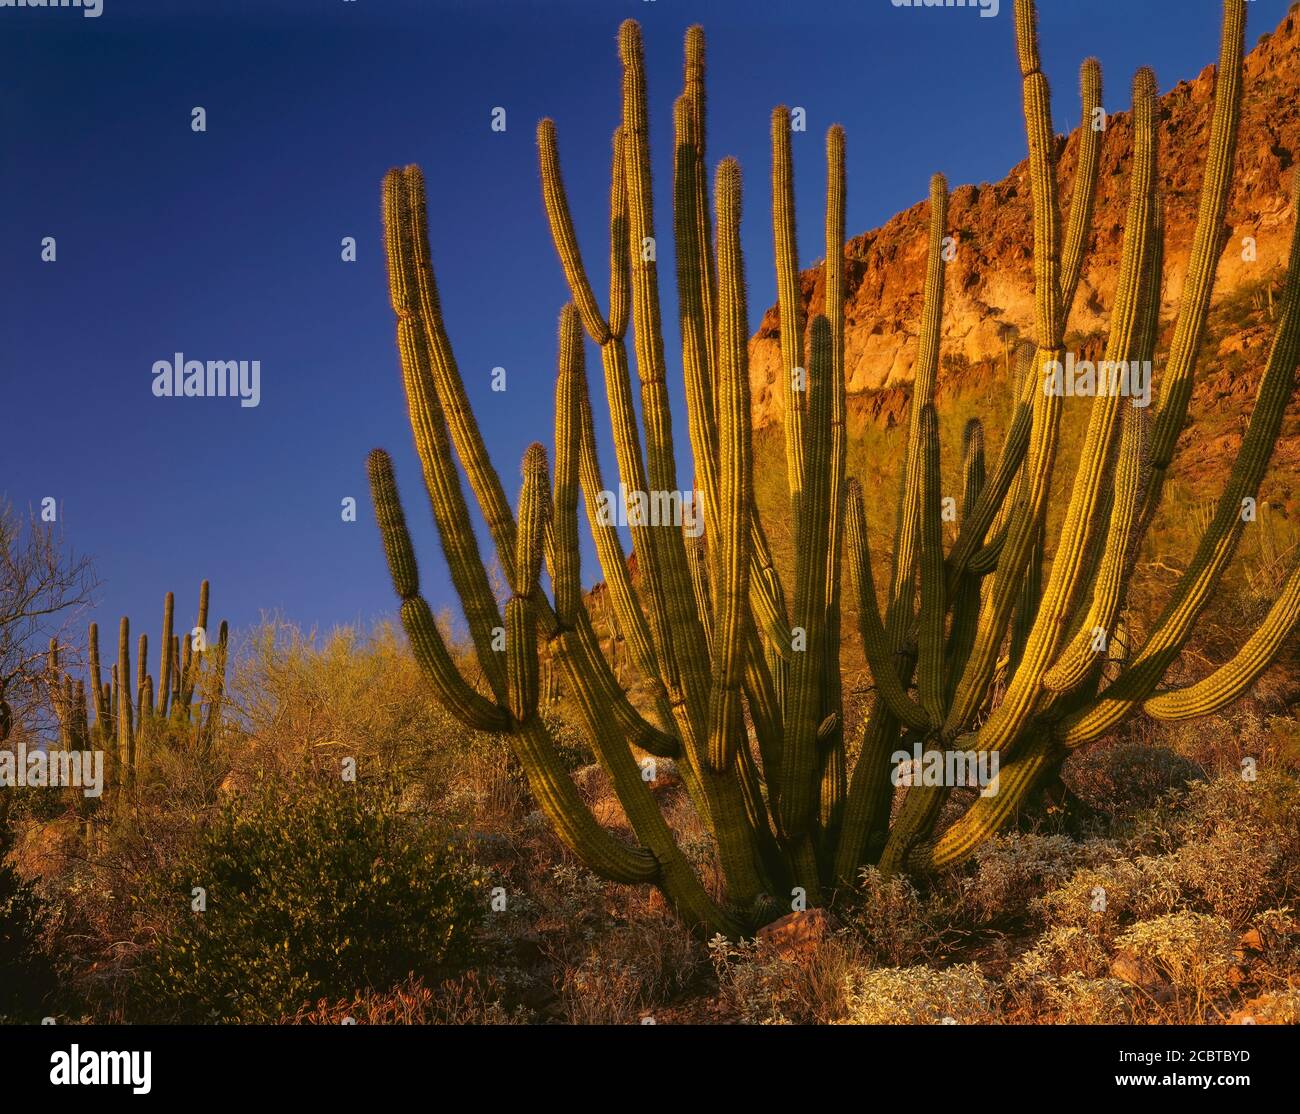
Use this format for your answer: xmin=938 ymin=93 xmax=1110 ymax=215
xmin=1145 ymin=0 xmax=1245 ymax=496
xmin=916 ymin=403 xmax=946 ymax=728
xmin=976 ymin=66 xmax=1157 ymax=754
xmin=886 ymin=174 xmax=948 ymax=649
xmin=845 ymin=482 xmax=928 ymax=732
xmin=772 ymin=105 xmax=806 ymax=512
xmin=779 ymin=314 xmax=833 ymax=846
xmin=507 ymin=447 xmax=548 ymax=724
xmin=403 ymin=167 xmax=520 ymax=592
xmin=820 ymin=123 xmax=849 ymax=838
xmin=674 ymin=95 xmax=720 ymax=538
xmin=619 ymin=20 xmax=713 ymax=730
xmin=1061 ymin=57 xmax=1103 ymax=320
xmin=1061 ymin=171 xmax=1300 ymax=747
xmin=706 ymin=156 xmax=752 ymax=774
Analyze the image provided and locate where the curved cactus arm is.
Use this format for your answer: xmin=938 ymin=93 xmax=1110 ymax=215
xmin=1143 ymin=0 xmax=1246 ymax=514
xmin=958 ymin=67 xmax=1158 ymax=755
xmin=741 ymin=613 xmax=784 ymax=786
xmin=551 ymin=620 xmax=737 ymax=930
xmin=941 ymin=1 xmax=1067 ymax=737
xmin=1061 ymin=173 xmax=1300 ymax=748
xmin=779 ymin=315 xmax=835 ymax=846
xmin=683 ymin=26 xmax=718 ymax=405
xmin=1144 ymin=557 xmax=1300 ymax=722
xmin=538 ymin=125 xmax=698 ymax=721
xmin=1014 ymin=0 xmax=1065 ymax=343
xmin=1044 ymin=400 xmax=1147 ymax=693
xmin=538 ymin=119 xmax=614 ymax=346
xmin=772 ymin=105 xmax=807 ymax=512
xmin=706 ymin=157 xmax=752 ymax=773
xmin=674 ymin=95 xmax=720 ymax=539
xmin=506 ymin=446 xmax=549 ymax=723
xmin=945 ymin=344 xmax=1036 ymax=584
xmin=383 ymin=169 xmax=509 ymax=702
xmin=886 ymin=174 xmax=949 ymax=649
xmin=563 ymin=312 xmax=680 ymax=753
xmin=910 ymin=731 xmax=1055 ymax=872
xmin=1008 ymin=520 xmax=1045 ymax=672
xmin=943 ymin=422 xmax=987 ymax=704
xmin=619 ymin=20 xmax=713 ymax=735
xmin=1061 ymin=57 xmax=1104 ymax=322
xmin=846 ymin=480 xmax=928 ymax=733
xmin=367 ymin=449 xmax=510 ymax=734
xmin=402 ymin=168 xmax=520 ymax=593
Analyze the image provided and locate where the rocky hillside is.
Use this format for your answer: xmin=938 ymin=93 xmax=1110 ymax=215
xmin=748 ymin=3 xmax=1300 ymax=429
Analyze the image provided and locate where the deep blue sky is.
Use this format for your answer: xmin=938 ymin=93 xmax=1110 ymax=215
xmin=2 ymin=0 xmax=1290 ymax=651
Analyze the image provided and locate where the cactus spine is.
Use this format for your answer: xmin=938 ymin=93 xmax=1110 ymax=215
xmin=369 ymin=0 xmax=1300 ymax=926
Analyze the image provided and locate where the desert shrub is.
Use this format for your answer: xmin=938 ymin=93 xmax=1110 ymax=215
xmin=0 ymin=814 xmax=58 ymax=1021
xmin=1003 ymin=927 xmax=1134 ymax=1023
xmin=133 ymin=778 xmax=485 ymax=1022
xmin=839 ymin=963 xmax=998 ymax=1025
xmin=1115 ymin=912 xmax=1238 ymax=1013
xmin=1010 ymin=925 xmax=1112 ymax=981
xmin=1033 ymin=976 xmax=1136 ymax=1025
xmin=285 ymin=972 xmax=529 ymax=1025
xmin=1237 ymin=989 xmax=1300 ymax=1024
xmin=709 ymin=930 xmax=864 ymax=1025
xmin=228 ymin=620 xmax=486 ymax=810
xmin=1065 ymin=739 xmax=1204 ymax=815
xmin=558 ymin=909 xmax=703 ymax=1024
xmin=844 ymin=867 xmax=941 ymax=966
xmin=959 ymin=833 xmax=1119 ymax=924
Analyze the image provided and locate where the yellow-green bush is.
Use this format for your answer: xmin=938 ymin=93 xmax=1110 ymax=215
xmin=134 ymin=778 xmax=485 ymax=1023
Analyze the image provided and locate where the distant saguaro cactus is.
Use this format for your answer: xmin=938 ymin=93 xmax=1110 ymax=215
xmin=49 ymin=581 xmax=228 ymax=786
xmin=369 ymin=0 xmax=1300 ymax=932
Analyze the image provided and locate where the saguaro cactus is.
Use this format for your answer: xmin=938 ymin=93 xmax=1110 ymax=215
xmin=370 ymin=0 xmax=1300 ymax=930
xmin=50 ymin=581 xmax=228 ymax=786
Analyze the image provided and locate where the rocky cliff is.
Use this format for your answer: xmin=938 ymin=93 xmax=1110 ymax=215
xmin=748 ymin=3 xmax=1300 ymax=428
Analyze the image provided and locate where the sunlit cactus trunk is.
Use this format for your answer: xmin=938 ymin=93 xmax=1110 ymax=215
xmin=369 ymin=0 xmax=1300 ymax=930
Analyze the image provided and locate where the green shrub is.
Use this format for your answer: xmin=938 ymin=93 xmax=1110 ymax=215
xmin=134 ymin=779 xmax=485 ymax=1022
xmin=0 ymin=815 xmax=57 ymax=1022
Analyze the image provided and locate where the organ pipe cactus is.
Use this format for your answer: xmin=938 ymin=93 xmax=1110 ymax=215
xmin=369 ymin=0 xmax=1300 ymax=931
xmin=48 ymin=582 xmax=227 ymax=786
